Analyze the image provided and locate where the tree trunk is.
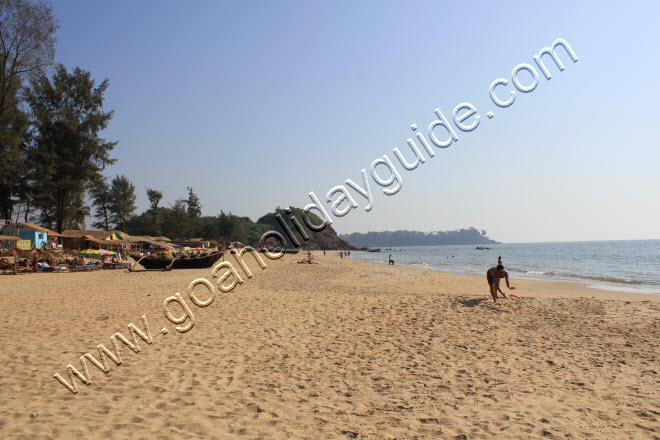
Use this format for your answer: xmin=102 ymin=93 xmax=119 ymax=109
xmin=24 ymin=198 xmax=30 ymax=223
xmin=0 ymin=185 xmax=11 ymax=220
xmin=154 ymin=205 xmax=159 ymax=236
xmin=57 ymin=193 xmax=66 ymax=234
xmin=103 ymin=205 xmax=109 ymax=231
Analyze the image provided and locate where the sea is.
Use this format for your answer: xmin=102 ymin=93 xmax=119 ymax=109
xmin=350 ymin=240 xmax=660 ymax=295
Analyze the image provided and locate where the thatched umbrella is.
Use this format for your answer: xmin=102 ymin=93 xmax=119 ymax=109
xmin=12 ymin=248 xmax=30 ymax=259
xmin=61 ymin=249 xmax=78 ymax=258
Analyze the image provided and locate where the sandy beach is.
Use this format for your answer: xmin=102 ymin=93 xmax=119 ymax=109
xmin=0 ymin=252 xmax=658 ymax=439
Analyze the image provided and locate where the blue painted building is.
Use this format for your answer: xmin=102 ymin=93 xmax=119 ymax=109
xmin=1 ymin=222 xmax=59 ymax=249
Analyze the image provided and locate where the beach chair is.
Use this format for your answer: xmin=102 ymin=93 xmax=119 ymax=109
xmin=52 ymin=264 xmax=70 ymax=273
xmin=36 ymin=263 xmax=55 ymax=272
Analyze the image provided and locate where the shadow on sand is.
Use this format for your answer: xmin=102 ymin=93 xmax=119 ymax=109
xmin=457 ymin=298 xmax=489 ymax=308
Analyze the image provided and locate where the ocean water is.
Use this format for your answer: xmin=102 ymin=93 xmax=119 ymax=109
xmin=350 ymin=240 xmax=660 ymax=295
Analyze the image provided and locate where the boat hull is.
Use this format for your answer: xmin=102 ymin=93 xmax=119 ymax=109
xmin=137 ymin=252 xmax=224 ymax=270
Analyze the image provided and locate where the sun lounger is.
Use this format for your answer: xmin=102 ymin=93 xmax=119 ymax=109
xmin=52 ymin=264 xmax=70 ymax=273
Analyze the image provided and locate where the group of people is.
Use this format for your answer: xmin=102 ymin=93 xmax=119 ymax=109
xmin=339 ymin=251 xmax=350 ymax=258
xmin=0 ymin=256 xmax=93 ymax=273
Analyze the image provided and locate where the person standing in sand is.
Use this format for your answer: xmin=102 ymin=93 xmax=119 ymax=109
xmin=486 ymin=264 xmax=515 ymax=302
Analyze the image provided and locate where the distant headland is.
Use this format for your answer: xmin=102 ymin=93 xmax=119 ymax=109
xmin=339 ymin=228 xmax=499 ymax=248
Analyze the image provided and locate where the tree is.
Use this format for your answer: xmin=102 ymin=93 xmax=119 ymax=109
xmin=90 ymin=176 xmax=111 ymax=230
xmin=65 ymin=191 xmax=89 ymax=230
xmin=146 ymin=187 xmax=163 ymax=236
xmin=0 ymin=83 xmax=27 ymax=220
xmin=169 ymin=198 xmax=189 ymax=239
xmin=108 ymin=174 xmax=135 ymax=231
xmin=217 ymin=210 xmax=235 ymax=242
xmin=186 ymin=186 xmax=201 ymax=217
xmin=0 ymin=0 xmax=58 ymax=221
xmin=0 ymin=0 xmax=58 ymax=124
xmin=27 ymin=64 xmax=117 ymax=232
xmin=216 ymin=211 xmax=249 ymax=244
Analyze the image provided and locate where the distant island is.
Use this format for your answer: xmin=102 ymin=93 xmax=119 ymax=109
xmin=339 ymin=228 xmax=499 ymax=248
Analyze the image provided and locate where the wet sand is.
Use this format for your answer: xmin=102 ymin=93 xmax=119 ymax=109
xmin=0 ymin=252 xmax=658 ymax=439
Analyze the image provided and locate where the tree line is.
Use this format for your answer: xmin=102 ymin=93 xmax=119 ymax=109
xmin=339 ymin=228 xmax=500 ymax=247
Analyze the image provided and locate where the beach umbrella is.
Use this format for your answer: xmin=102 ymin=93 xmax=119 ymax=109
xmin=97 ymin=249 xmax=117 ymax=256
xmin=78 ymin=249 xmax=102 ymax=256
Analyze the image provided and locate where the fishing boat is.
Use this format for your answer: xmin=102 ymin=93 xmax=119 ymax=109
xmin=135 ymin=251 xmax=224 ymax=270
xmin=171 ymin=251 xmax=224 ymax=269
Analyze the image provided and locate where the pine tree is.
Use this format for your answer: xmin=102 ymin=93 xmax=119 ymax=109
xmin=90 ymin=176 xmax=112 ymax=230
xmin=27 ymin=65 xmax=117 ymax=232
xmin=108 ymin=175 xmax=136 ymax=232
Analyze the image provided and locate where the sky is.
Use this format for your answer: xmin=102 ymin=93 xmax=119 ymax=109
xmin=50 ymin=1 xmax=660 ymax=243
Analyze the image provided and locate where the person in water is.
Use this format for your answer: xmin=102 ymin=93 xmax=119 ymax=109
xmin=486 ymin=264 xmax=515 ymax=302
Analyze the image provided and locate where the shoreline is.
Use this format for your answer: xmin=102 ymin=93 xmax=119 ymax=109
xmin=339 ymin=250 xmax=660 ymax=301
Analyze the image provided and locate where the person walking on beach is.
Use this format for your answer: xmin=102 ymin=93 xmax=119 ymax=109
xmin=486 ymin=264 xmax=515 ymax=302
xmin=389 ymin=254 xmax=394 ymax=265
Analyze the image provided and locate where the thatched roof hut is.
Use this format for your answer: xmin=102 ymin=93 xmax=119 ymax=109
xmin=61 ymin=230 xmax=127 ymax=250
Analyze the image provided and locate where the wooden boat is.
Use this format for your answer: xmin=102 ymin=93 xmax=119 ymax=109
xmin=136 ymin=251 xmax=223 ymax=270
xmin=171 ymin=251 xmax=223 ymax=269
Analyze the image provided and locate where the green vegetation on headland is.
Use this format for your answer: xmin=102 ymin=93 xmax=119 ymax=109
xmin=340 ymin=228 xmax=499 ymax=247
xmin=256 ymin=207 xmax=358 ymax=250
xmin=126 ymin=204 xmax=357 ymax=250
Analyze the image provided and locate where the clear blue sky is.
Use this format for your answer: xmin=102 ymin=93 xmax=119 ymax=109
xmin=51 ymin=1 xmax=660 ymax=243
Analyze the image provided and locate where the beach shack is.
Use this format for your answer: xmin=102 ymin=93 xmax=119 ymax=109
xmin=0 ymin=235 xmax=21 ymax=249
xmin=60 ymin=230 xmax=139 ymax=256
xmin=61 ymin=230 xmax=122 ymax=250
xmin=128 ymin=235 xmax=177 ymax=252
xmin=0 ymin=222 xmax=61 ymax=249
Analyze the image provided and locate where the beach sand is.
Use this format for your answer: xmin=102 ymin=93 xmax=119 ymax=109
xmin=0 ymin=252 xmax=658 ymax=439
